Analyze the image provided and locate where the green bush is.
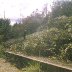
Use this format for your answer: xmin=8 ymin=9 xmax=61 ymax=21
xmin=6 ymin=16 xmax=72 ymax=61
xmin=65 ymin=43 xmax=72 ymax=61
xmin=0 ymin=45 xmax=5 ymax=58
xmin=22 ymin=63 xmax=40 ymax=72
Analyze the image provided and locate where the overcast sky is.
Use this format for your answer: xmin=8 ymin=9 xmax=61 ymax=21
xmin=0 ymin=0 xmax=54 ymax=19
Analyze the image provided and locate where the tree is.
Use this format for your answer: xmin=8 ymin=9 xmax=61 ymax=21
xmin=51 ymin=0 xmax=72 ymax=18
xmin=0 ymin=19 xmax=11 ymax=42
xmin=21 ymin=12 xmax=43 ymax=34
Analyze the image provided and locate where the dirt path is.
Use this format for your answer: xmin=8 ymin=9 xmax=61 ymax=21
xmin=0 ymin=58 xmax=21 ymax=72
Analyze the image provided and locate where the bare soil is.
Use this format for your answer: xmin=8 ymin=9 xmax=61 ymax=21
xmin=0 ymin=58 xmax=21 ymax=72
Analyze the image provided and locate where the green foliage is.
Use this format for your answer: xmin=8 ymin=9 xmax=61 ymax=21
xmin=11 ymin=24 xmax=26 ymax=38
xmin=60 ymin=43 xmax=72 ymax=61
xmin=7 ymin=16 xmax=72 ymax=61
xmin=4 ymin=37 xmax=24 ymax=51
xmin=22 ymin=63 xmax=40 ymax=72
xmin=48 ymin=16 xmax=72 ymax=30
xmin=51 ymin=0 xmax=72 ymax=17
xmin=0 ymin=19 xmax=11 ymax=42
xmin=65 ymin=43 xmax=72 ymax=61
xmin=0 ymin=45 xmax=5 ymax=58
xmin=7 ymin=29 xmax=59 ymax=56
xmin=11 ymin=12 xmax=43 ymax=38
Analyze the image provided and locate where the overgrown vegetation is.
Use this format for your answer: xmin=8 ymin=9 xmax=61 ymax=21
xmin=0 ymin=45 xmax=5 ymax=58
xmin=0 ymin=0 xmax=72 ymax=72
xmin=4 ymin=16 xmax=72 ymax=62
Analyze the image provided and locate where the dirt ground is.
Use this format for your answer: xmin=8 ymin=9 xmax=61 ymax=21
xmin=0 ymin=58 xmax=21 ymax=72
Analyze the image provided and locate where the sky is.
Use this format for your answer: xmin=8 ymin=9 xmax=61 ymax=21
xmin=0 ymin=0 xmax=54 ymax=25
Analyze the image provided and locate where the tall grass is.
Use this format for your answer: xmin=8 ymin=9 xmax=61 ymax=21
xmin=22 ymin=63 xmax=40 ymax=72
xmin=0 ymin=44 xmax=5 ymax=58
